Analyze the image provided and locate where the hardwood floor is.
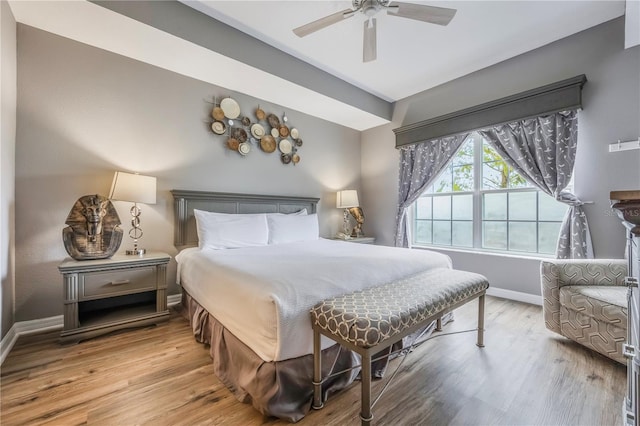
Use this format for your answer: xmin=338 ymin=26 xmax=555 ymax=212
xmin=1 ymin=296 xmax=626 ymax=425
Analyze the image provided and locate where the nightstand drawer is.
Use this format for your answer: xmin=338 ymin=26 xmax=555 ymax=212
xmin=60 ymin=252 xmax=170 ymax=343
xmin=81 ymin=267 xmax=156 ymax=299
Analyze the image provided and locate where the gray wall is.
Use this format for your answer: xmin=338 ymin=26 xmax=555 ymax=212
xmin=9 ymin=15 xmax=640 ymax=324
xmin=1 ymin=1 xmax=17 ymax=338
xmin=93 ymin=0 xmax=392 ymax=120
xmin=361 ymin=17 xmax=640 ymax=297
xmin=15 ymin=25 xmax=362 ymax=322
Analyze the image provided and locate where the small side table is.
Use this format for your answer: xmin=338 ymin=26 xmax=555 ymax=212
xmin=332 ymin=236 xmax=376 ymax=245
xmin=58 ymin=252 xmax=171 ymax=343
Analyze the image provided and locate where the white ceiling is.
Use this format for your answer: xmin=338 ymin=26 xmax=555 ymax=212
xmin=8 ymin=0 xmax=389 ymax=130
xmin=8 ymin=1 xmax=628 ymax=130
xmin=183 ymin=0 xmax=626 ymax=102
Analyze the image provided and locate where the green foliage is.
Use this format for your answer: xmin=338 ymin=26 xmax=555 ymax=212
xmin=431 ymin=137 xmax=530 ymax=193
xmin=482 ymin=143 xmax=528 ymax=189
xmin=452 ymin=164 xmax=473 ymax=191
xmin=434 ymin=139 xmax=474 ymax=193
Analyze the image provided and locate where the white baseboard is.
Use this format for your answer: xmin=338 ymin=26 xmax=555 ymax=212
xmin=0 ymin=325 xmax=18 ymax=366
xmin=15 ymin=315 xmax=64 ymax=335
xmin=1 ymin=293 xmax=184 ymax=366
xmin=1 ymin=315 xmax=63 ymax=365
xmin=487 ymin=287 xmax=542 ymax=306
xmin=167 ymin=293 xmax=181 ymax=306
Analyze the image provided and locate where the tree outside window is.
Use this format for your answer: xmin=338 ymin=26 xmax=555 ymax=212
xmin=413 ymin=132 xmax=567 ymax=255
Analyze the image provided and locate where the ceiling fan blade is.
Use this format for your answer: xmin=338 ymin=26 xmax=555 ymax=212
xmin=363 ymin=18 xmax=377 ymax=63
xmin=293 ymin=9 xmax=355 ymax=37
xmin=387 ymin=2 xmax=457 ymax=26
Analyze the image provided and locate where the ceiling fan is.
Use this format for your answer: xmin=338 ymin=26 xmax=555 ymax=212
xmin=293 ymin=0 xmax=456 ymax=63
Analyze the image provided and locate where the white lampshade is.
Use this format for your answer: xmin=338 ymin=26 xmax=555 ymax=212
xmin=109 ymin=171 xmax=157 ymax=204
xmin=336 ymin=190 xmax=359 ymax=208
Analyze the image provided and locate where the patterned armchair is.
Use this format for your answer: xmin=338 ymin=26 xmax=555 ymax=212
xmin=541 ymin=259 xmax=628 ymax=364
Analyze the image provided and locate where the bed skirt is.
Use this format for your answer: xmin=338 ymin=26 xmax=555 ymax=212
xmin=181 ymin=290 xmax=451 ymax=422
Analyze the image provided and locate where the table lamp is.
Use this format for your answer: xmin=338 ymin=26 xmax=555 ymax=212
xmin=336 ymin=190 xmax=359 ymax=238
xmin=109 ymin=171 xmax=156 ymax=255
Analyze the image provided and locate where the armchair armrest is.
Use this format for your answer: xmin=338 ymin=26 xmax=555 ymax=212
xmin=540 ymin=259 xmax=627 ymax=334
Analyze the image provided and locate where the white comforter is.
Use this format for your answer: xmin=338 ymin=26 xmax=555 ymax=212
xmin=176 ymin=239 xmax=451 ymax=362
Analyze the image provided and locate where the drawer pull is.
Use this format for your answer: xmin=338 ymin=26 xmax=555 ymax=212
xmin=109 ymin=279 xmax=131 ymax=286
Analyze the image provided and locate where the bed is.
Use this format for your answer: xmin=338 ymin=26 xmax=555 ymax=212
xmin=172 ymin=190 xmax=453 ymax=422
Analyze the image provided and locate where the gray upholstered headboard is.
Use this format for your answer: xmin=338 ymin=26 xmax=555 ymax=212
xmin=171 ymin=190 xmax=320 ymax=248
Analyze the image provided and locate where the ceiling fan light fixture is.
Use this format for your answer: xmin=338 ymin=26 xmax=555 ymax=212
xmin=363 ymin=1 xmax=381 ymax=17
xmin=294 ymin=1 xmax=457 ymax=62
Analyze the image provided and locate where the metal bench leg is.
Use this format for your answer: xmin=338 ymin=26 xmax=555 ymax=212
xmin=360 ymin=352 xmax=373 ymax=425
xmin=312 ymin=327 xmax=324 ymax=409
xmin=477 ymin=294 xmax=485 ymax=348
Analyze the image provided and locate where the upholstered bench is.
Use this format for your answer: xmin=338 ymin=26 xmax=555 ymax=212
xmin=309 ymin=268 xmax=489 ymax=425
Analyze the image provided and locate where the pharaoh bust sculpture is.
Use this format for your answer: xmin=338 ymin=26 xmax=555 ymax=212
xmin=62 ymin=194 xmax=123 ymax=260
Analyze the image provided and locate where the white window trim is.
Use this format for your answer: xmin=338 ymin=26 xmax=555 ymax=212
xmin=411 ymin=244 xmax=556 ymax=261
xmin=410 ymin=133 xmax=564 ymax=258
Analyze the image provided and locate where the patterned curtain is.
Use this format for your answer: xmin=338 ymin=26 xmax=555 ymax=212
xmin=394 ymin=134 xmax=468 ymax=247
xmin=479 ymin=110 xmax=593 ymax=259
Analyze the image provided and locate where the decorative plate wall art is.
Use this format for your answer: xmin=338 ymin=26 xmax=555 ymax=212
xmin=206 ymin=96 xmax=303 ymax=166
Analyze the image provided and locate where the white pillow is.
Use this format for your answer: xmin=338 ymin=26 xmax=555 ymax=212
xmin=194 ymin=209 xmax=269 ymax=249
xmin=267 ymin=213 xmax=319 ymax=245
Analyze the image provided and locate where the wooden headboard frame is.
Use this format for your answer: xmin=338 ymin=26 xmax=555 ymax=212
xmin=171 ymin=190 xmax=320 ymax=248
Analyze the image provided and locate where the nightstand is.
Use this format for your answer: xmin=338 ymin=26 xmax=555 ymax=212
xmin=332 ymin=236 xmax=376 ymax=245
xmin=58 ymin=252 xmax=171 ymax=343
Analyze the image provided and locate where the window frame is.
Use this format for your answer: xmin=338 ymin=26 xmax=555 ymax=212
xmin=411 ymin=133 xmax=565 ymax=258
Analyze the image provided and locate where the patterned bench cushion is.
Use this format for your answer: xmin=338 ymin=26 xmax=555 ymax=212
xmin=310 ymin=268 xmax=489 ymax=349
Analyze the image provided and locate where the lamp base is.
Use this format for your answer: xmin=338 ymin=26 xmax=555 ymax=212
xmin=126 ymin=248 xmax=146 ymax=256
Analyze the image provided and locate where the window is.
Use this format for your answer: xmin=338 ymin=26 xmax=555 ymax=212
xmin=412 ymin=132 xmax=568 ymax=255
